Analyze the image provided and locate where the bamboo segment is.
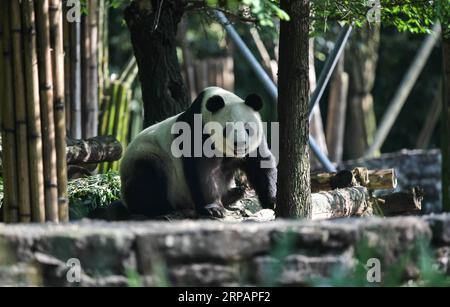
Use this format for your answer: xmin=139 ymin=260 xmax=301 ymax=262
xmin=11 ymin=0 xmax=32 ymax=223
xmin=49 ymin=0 xmax=68 ymax=222
xmin=86 ymin=0 xmax=98 ymax=139
xmin=70 ymin=16 xmax=81 ymax=139
xmin=22 ymin=0 xmax=46 ymax=222
xmin=100 ymin=0 xmax=110 ymax=130
xmin=62 ymin=2 xmax=72 ymax=133
xmin=0 ymin=0 xmax=19 ymax=223
xmin=36 ymin=0 xmax=59 ymax=222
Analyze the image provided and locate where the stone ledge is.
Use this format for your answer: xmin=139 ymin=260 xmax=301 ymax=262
xmin=0 ymin=214 xmax=449 ymax=286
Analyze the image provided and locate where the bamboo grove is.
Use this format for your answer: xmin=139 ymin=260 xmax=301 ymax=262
xmin=0 ymin=0 xmax=139 ymax=223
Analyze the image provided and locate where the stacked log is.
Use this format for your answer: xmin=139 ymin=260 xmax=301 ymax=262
xmin=309 ymin=167 xmax=422 ymax=220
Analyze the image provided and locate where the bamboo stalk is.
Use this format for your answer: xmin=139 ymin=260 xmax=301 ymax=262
xmin=86 ymin=0 xmax=98 ymax=138
xmin=98 ymin=0 xmax=109 ymax=119
xmin=0 ymin=0 xmax=19 ymax=223
xmin=70 ymin=14 xmax=81 ymax=139
xmin=11 ymin=0 xmax=32 ymax=223
xmin=62 ymin=1 xmax=72 ymax=133
xmin=36 ymin=0 xmax=59 ymax=222
xmin=50 ymin=0 xmax=68 ymax=222
xmin=80 ymin=13 xmax=90 ymax=138
xmin=109 ymin=83 xmax=126 ymax=171
xmin=22 ymin=0 xmax=46 ymax=222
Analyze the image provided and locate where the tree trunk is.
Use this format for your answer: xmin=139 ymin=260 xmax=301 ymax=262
xmin=124 ymin=0 xmax=189 ymax=127
xmin=344 ymin=24 xmax=380 ymax=159
xmin=276 ymin=0 xmax=311 ymax=218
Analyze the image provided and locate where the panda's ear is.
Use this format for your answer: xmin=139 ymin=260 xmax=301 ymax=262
xmin=245 ymin=94 xmax=263 ymax=111
xmin=206 ymin=95 xmax=225 ymax=113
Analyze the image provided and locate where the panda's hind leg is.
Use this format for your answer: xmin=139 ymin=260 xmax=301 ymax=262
xmin=122 ymin=155 xmax=173 ymax=219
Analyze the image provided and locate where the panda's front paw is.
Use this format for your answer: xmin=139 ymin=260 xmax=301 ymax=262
xmin=200 ymin=203 xmax=226 ymax=219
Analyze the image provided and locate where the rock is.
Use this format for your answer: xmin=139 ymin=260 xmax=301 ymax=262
xmin=169 ymin=263 xmax=240 ymax=286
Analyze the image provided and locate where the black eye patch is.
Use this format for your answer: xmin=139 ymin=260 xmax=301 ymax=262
xmin=206 ymin=95 xmax=225 ymax=113
xmin=245 ymin=93 xmax=263 ymax=111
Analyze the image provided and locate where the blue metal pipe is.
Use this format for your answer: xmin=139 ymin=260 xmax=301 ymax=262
xmin=215 ymin=11 xmax=336 ymax=172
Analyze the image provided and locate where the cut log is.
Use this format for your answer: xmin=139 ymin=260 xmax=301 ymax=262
xmin=311 ymin=186 xmax=372 ymax=220
xmin=311 ymin=168 xmax=397 ymax=193
xmin=376 ymin=187 xmax=423 ymax=216
xmin=66 ymin=136 xmax=122 ymax=165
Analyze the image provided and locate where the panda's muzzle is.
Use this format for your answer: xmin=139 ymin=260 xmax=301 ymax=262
xmin=233 ymin=140 xmax=249 ymax=155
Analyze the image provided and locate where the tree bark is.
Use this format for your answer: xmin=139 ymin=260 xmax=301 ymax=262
xmin=124 ymin=0 xmax=189 ymax=127
xmin=276 ymin=0 xmax=311 ymax=218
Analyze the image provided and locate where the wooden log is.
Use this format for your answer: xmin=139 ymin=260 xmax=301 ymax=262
xmin=49 ymin=0 xmax=69 ymax=222
xmin=310 ymin=169 xmax=356 ymax=193
xmin=66 ymin=136 xmax=123 ymax=165
xmin=377 ymin=187 xmax=423 ymax=216
xmin=311 ymin=186 xmax=373 ymax=220
xmin=11 ymin=0 xmax=32 ymax=223
xmin=0 ymin=0 xmax=19 ymax=223
xmin=36 ymin=0 xmax=59 ymax=222
xmin=311 ymin=168 xmax=397 ymax=193
xmin=22 ymin=0 xmax=46 ymax=222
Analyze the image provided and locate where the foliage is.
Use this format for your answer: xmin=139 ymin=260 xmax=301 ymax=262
xmin=310 ymin=0 xmax=449 ymax=37
xmin=68 ymin=172 xmax=121 ymax=220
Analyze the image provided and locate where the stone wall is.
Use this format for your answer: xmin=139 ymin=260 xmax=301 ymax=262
xmin=0 ymin=214 xmax=450 ymax=286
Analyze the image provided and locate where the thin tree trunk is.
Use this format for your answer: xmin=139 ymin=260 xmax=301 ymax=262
xmin=36 ymin=0 xmax=59 ymax=222
xmin=276 ymin=0 xmax=311 ymax=218
xmin=11 ymin=0 xmax=32 ymax=222
xmin=124 ymin=0 xmax=189 ymax=127
xmin=23 ymin=0 xmax=46 ymax=222
xmin=326 ymin=55 xmax=349 ymax=163
xmin=49 ymin=0 xmax=68 ymax=222
xmin=0 ymin=0 xmax=19 ymax=223
xmin=344 ymin=24 xmax=380 ymax=159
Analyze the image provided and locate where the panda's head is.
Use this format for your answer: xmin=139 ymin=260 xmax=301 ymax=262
xmin=201 ymin=87 xmax=264 ymax=158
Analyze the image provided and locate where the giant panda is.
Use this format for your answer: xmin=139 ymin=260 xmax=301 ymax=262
xmin=120 ymin=86 xmax=277 ymax=219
